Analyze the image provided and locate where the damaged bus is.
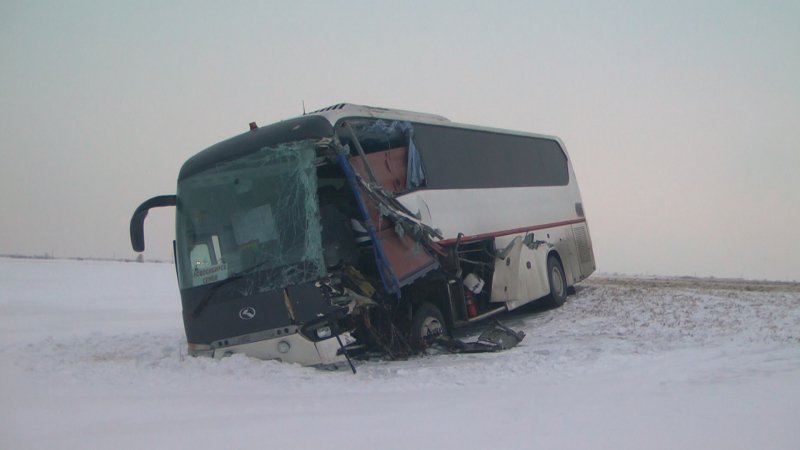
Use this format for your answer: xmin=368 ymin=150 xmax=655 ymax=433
xmin=130 ymin=103 xmax=595 ymax=368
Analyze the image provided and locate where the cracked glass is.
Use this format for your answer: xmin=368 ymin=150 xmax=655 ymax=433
xmin=175 ymin=140 xmax=325 ymax=291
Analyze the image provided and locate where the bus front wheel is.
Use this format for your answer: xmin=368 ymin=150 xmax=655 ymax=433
xmin=410 ymin=302 xmax=446 ymax=351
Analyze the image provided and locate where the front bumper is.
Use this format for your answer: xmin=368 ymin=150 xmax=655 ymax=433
xmin=188 ymin=330 xmax=356 ymax=367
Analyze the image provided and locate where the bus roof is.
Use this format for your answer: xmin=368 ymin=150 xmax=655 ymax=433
xmin=307 ymin=103 xmax=451 ymax=125
xmin=307 ymin=103 xmax=564 ymax=145
xmin=180 ymin=103 xmax=569 ymax=180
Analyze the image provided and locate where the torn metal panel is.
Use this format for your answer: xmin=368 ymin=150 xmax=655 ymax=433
xmin=334 ymin=152 xmax=398 ymax=296
xmin=375 ymin=228 xmax=439 ymax=284
xmin=286 ymin=282 xmax=331 ymax=324
xmin=346 ymin=147 xmax=439 ymax=290
xmin=434 ymin=321 xmax=526 ymax=353
xmin=350 ymin=147 xmax=408 ymax=228
xmin=359 ymin=146 xmax=408 ymax=194
xmin=337 ymin=119 xmax=425 ymax=190
xmin=490 ymin=236 xmax=551 ymax=310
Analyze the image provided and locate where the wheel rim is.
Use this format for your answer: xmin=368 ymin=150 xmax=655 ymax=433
xmin=551 ymin=266 xmax=565 ymax=298
xmin=420 ymin=316 xmax=443 ymax=341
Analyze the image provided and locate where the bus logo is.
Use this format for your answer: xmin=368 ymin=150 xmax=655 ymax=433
xmin=238 ymin=306 xmax=256 ymax=320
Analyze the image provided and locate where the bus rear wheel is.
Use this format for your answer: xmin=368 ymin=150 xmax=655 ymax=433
xmin=543 ymin=256 xmax=568 ymax=308
xmin=410 ymin=302 xmax=446 ymax=351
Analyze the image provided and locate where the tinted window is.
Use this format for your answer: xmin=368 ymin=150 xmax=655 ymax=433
xmin=412 ymin=123 xmax=569 ymax=189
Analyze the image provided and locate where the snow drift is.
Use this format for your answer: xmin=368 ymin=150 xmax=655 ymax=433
xmin=1 ymin=258 xmax=798 ymax=449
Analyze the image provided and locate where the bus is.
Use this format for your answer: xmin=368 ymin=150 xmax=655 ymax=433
xmin=130 ymin=103 xmax=595 ymax=367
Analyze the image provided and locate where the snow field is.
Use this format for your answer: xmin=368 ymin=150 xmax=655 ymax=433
xmin=1 ymin=258 xmax=798 ymax=449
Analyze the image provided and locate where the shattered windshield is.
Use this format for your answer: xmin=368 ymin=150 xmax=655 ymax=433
xmin=175 ymin=140 xmax=325 ymax=290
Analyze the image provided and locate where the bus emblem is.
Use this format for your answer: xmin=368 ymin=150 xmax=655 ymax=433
xmin=238 ymin=306 xmax=256 ymax=320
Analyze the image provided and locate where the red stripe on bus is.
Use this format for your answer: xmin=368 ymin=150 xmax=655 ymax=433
xmin=437 ymin=218 xmax=588 ymax=246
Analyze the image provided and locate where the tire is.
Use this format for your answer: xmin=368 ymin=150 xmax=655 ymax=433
xmin=542 ymin=255 xmax=568 ymax=308
xmin=410 ymin=302 xmax=446 ymax=350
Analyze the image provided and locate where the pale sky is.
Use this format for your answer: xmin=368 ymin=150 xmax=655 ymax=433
xmin=2 ymin=1 xmax=798 ymax=281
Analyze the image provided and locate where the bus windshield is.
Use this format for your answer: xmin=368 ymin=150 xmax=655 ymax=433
xmin=175 ymin=139 xmax=325 ymax=290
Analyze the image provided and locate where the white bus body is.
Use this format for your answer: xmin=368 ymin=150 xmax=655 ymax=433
xmin=130 ymin=103 xmax=595 ymax=367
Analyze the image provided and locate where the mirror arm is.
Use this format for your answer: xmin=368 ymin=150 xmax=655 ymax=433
xmin=130 ymin=195 xmax=177 ymax=252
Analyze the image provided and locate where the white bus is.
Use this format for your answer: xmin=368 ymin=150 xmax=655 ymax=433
xmin=130 ymin=103 xmax=595 ymax=368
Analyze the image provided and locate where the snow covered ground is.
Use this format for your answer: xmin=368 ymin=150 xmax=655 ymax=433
xmin=1 ymin=257 xmax=798 ymax=449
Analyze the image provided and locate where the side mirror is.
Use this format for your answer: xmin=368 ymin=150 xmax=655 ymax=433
xmin=130 ymin=195 xmax=177 ymax=252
